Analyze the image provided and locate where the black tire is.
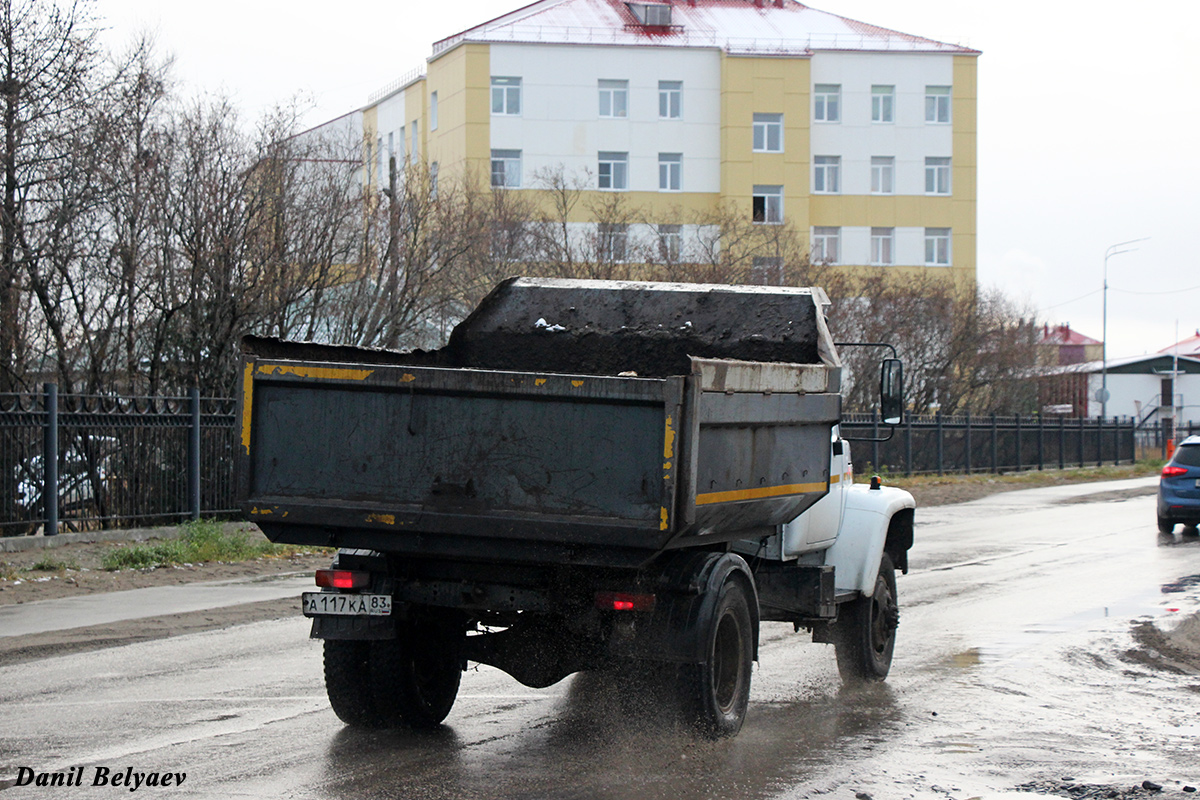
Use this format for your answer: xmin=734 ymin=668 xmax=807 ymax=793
xmin=1158 ymin=516 xmax=1175 ymax=534
xmin=323 ymin=621 xmax=462 ymax=729
xmin=833 ymin=553 xmax=899 ymax=684
xmin=681 ymin=577 xmax=755 ymax=738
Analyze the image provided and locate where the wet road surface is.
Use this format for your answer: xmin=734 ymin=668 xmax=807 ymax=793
xmin=2 ymin=477 xmax=1199 ymax=799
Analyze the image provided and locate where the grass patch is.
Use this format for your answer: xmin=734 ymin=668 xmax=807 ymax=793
xmin=0 ymin=561 xmax=18 ymax=581
xmin=858 ymin=461 xmax=1160 ymax=491
xmin=101 ymin=519 xmax=326 ymax=571
xmin=28 ymin=555 xmax=79 ymax=572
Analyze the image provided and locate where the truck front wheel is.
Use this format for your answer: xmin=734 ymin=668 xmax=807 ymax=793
xmin=324 ymin=621 xmax=462 ymax=729
xmin=833 ymin=553 xmax=899 ymax=683
xmin=681 ymin=576 xmax=755 ymax=738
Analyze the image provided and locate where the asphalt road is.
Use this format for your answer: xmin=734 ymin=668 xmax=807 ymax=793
xmin=2 ymin=477 xmax=1199 ymax=800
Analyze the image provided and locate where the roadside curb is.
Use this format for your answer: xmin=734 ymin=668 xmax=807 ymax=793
xmin=0 ymin=521 xmax=260 ymax=554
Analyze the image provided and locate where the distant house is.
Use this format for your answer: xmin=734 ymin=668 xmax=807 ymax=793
xmin=1037 ymin=323 xmax=1102 ymax=366
xmin=1037 ymin=353 xmax=1200 ymax=424
xmin=1160 ymin=330 xmax=1200 ymax=359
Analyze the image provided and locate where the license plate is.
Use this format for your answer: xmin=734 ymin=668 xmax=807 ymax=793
xmin=302 ymin=592 xmax=391 ymax=617
xmin=1195 ymin=479 xmax=1200 ymax=489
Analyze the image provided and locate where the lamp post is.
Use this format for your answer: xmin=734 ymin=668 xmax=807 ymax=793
xmin=1101 ymin=237 xmax=1149 ymax=419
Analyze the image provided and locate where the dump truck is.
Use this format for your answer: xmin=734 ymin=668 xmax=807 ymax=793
xmin=237 ymin=278 xmax=914 ymax=737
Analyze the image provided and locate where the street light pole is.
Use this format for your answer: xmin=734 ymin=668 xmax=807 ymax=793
xmin=1101 ymin=237 xmax=1149 ymax=419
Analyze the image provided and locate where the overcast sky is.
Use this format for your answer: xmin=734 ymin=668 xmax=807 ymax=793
xmin=94 ymin=0 xmax=1199 ymax=359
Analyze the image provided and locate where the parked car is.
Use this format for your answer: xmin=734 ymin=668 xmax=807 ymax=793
xmin=1157 ymin=435 xmax=1200 ymax=533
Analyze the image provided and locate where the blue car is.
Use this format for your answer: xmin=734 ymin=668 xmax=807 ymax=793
xmin=1158 ymin=435 xmax=1200 ymax=533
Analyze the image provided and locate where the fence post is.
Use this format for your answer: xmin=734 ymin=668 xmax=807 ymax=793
xmin=1097 ymin=417 xmax=1104 ymax=467
xmin=1037 ymin=414 xmax=1044 ymax=471
xmin=43 ymin=383 xmax=58 ymax=536
xmin=965 ymin=412 xmax=972 ymax=475
xmin=904 ymin=415 xmax=913 ymax=476
xmin=936 ymin=411 xmax=944 ymax=476
xmin=1015 ymin=415 xmax=1023 ymax=471
xmin=1058 ymin=416 xmax=1065 ymax=470
xmin=990 ymin=413 xmax=998 ymax=473
xmin=189 ymin=387 xmax=201 ymax=521
xmin=871 ymin=411 xmax=879 ymax=473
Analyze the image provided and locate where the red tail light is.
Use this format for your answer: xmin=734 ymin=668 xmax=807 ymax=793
xmin=315 ymin=569 xmax=370 ymax=589
xmin=595 ymin=591 xmax=656 ymax=612
xmin=1162 ymin=465 xmax=1189 ymax=478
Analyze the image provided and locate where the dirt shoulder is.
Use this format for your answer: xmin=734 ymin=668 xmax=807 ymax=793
xmin=872 ymin=462 xmax=1160 ymax=507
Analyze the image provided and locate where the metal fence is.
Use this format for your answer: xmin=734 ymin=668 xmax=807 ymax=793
xmin=841 ymin=413 xmax=1156 ymax=476
xmin=1 ymin=386 xmax=237 ymax=536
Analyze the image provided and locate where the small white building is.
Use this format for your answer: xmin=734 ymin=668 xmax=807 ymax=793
xmin=1039 ymin=354 xmax=1200 ymax=425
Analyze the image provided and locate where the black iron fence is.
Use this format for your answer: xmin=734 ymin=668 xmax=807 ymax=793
xmin=840 ymin=413 xmax=1174 ymax=476
xmin=1 ymin=386 xmax=237 ymax=536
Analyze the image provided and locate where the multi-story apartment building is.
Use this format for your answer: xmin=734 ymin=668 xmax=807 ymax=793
xmin=312 ymin=0 xmax=978 ymax=286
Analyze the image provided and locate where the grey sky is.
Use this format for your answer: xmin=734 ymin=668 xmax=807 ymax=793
xmin=96 ymin=0 xmax=1199 ymax=358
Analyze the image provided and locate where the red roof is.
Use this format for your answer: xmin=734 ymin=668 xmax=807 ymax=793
xmin=1038 ymin=323 xmax=1101 ymax=347
xmin=1159 ymin=330 xmax=1200 ymax=357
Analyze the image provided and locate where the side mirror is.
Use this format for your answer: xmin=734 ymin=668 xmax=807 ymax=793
xmin=880 ymin=358 xmax=904 ymax=426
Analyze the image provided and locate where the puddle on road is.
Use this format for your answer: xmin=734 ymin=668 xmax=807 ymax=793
xmin=942 ymin=575 xmax=1200 ymax=668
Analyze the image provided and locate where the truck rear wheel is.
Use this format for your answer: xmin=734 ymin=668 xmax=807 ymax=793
xmin=324 ymin=621 xmax=462 ymax=729
xmin=833 ymin=553 xmax=898 ymax=683
xmin=681 ymin=576 xmax=755 ymax=738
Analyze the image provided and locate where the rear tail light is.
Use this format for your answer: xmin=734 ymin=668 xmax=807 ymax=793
xmin=595 ymin=591 xmax=656 ymax=612
xmin=315 ymin=569 xmax=370 ymax=589
xmin=1162 ymin=465 xmax=1189 ymax=478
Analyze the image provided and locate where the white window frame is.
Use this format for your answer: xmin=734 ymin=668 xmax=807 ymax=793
xmin=870 ymin=156 xmax=894 ymax=195
xmin=813 ymin=156 xmax=840 ymax=194
xmin=491 ymin=76 xmax=521 ymax=116
xmin=751 ymin=256 xmax=784 ymax=286
xmin=658 ymin=152 xmax=681 ymax=191
xmin=926 ymin=86 xmax=951 ymax=123
xmin=814 ymin=84 xmax=841 ymax=123
xmin=925 ymin=157 xmax=951 ymax=195
xmin=925 ymin=227 xmax=952 ymax=265
xmin=871 ymin=227 xmax=894 ymax=266
xmin=491 ymin=149 xmax=522 ymax=188
xmin=598 ymin=151 xmax=628 ymax=190
xmin=599 ymin=223 xmax=628 ymax=262
xmin=752 ymin=113 xmax=783 ymax=152
xmin=430 ymin=91 xmax=438 ymax=130
xmin=658 ymin=224 xmax=681 ymax=261
xmin=397 ymin=128 xmax=406 ymax=166
xmin=752 ymin=185 xmax=783 ymax=224
xmin=872 ymin=85 xmax=894 ymax=123
xmin=599 ymin=79 xmax=629 ymax=118
xmin=812 ymin=227 xmax=840 ymax=264
xmin=659 ymin=80 xmax=682 ymax=119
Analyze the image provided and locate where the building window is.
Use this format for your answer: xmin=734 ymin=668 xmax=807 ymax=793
xmin=430 ymin=161 xmax=439 ymax=200
xmin=752 ymin=185 xmax=783 ymax=224
xmin=492 ymin=222 xmax=527 ymax=261
xmin=751 ymin=256 xmax=784 ymax=286
xmin=812 ymin=227 xmax=840 ymax=264
xmin=872 ymin=85 xmax=894 ymax=123
xmin=925 ymin=156 xmax=951 ymax=194
xmin=926 ymin=86 xmax=951 ymax=123
xmin=598 ymin=151 xmax=628 ymax=190
xmin=410 ymin=120 xmax=418 ymax=163
xmin=814 ymin=84 xmax=840 ymax=122
xmin=658 ymin=152 xmax=681 ymax=191
xmin=925 ymin=227 xmax=952 ymax=265
xmin=599 ymin=223 xmax=628 ymax=262
xmin=659 ymin=80 xmax=682 ymax=119
xmin=871 ymin=227 xmax=894 ymax=265
xmin=375 ymin=137 xmax=383 ymax=186
xmin=599 ymin=79 xmax=628 ymax=118
xmin=430 ymin=91 xmax=438 ymax=130
xmin=492 ymin=76 xmax=521 ymax=115
xmin=813 ymin=156 xmax=840 ymax=194
xmin=397 ymin=128 xmax=406 ymax=165
xmin=628 ymin=3 xmax=672 ymax=25
xmin=491 ymin=149 xmax=522 ymax=188
xmin=870 ymin=156 xmax=894 ymax=194
xmin=658 ymin=224 xmax=681 ymax=261
xmin=752 ymin=113 xmax=783 ymax=152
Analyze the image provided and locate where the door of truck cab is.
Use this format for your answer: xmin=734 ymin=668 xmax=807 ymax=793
xmin=778 ymin=426 xmax=850 ymax=556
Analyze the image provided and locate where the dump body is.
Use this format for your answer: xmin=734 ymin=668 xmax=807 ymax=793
xmin=239 ymin=279 xmax=843 ymax=568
